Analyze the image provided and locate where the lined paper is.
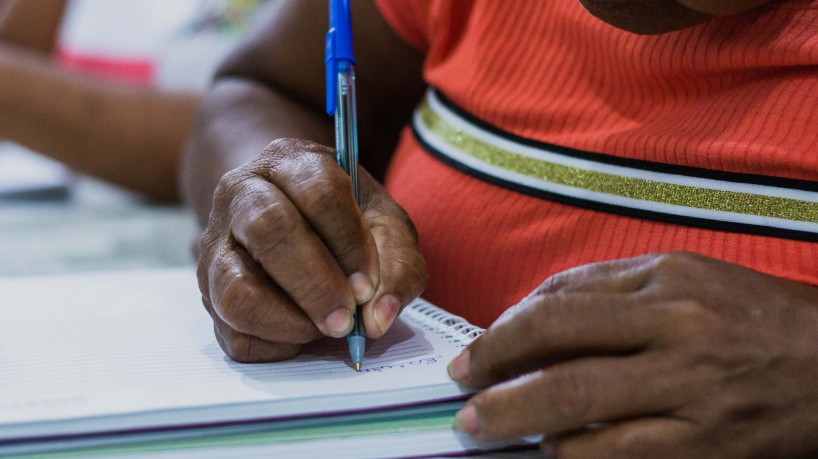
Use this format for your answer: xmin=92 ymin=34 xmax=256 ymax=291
xmin=0 ymin=269 xmax=471 ymax=440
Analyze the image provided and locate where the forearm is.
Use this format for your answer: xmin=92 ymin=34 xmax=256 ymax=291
xmin=0 ymin=0 xmax=67 ymax=53
xmin=0 ymin=44 xmax=198 ymax=201
xmin=182 ymin=77 xmax=334 ymax=225
xmin=181 ymin=0 xmax=425 ymax=225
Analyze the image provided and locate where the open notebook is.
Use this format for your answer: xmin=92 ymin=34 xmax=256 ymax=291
xmin=0 ymin=269 xmax=486 ymax=448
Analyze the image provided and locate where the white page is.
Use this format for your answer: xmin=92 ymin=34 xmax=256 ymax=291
xmin=0 ymin=269 xmax=479 ymax=441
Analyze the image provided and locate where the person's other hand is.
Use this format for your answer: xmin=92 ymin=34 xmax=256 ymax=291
xmin=578 ymin=0 xmax=772 ymax=34
xmin=449 ymin=252 xmax=818 ymax=458
xmin=197 ymin=138 xmax=427 ymax=362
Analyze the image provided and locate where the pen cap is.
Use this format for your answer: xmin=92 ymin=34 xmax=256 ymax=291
xmin=325 ymin=0 xmax=356 ymax=115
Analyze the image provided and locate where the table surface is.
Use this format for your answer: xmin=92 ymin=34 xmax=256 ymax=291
xmin=0 ymin=177 xmax=198 ymax=277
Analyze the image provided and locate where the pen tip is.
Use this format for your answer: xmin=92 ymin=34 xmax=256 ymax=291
xmin=354 ymin=362 xmax=361 ymax=372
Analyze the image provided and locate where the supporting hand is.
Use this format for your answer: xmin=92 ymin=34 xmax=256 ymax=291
xmin=450 ymin=252 xmax=818 ymax=458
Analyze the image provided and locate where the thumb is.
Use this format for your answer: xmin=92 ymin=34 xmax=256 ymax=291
xmin=360 ymin=196 xmax=428 ymax=338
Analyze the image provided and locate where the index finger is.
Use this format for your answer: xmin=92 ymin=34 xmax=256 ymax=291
xmin=449 ymin=292 xmax=661 ymax=388
xmin=259 ymin=139 xmax=380 ymax=303
xmin=457 ymin=353 xmax=688 ymax=440
xmin=229 ymin=176 xmax=356 ymax=338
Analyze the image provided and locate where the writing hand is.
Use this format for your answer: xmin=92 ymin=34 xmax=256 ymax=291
xmin=197 ymin=138 xmax=427 ymax=362
xmin=449 ymin=252 xmax=818 ymax=458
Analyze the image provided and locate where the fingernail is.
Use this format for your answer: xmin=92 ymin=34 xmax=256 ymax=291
xmin=454 ymin=405 xmax=480 ymax=435
xmin=349 ymin=272 xmax=375 ymax=304
xmin=325 ymin=308 xmax=353 ymax=337
xmin=374 ymin=295 xmax=400 ymax=334
xmin=447 ymin=349 xmax=470 ymax=381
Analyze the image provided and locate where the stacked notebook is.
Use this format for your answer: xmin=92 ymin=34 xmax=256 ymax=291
xmin=0 ymin=269 xmax=535 ymax=458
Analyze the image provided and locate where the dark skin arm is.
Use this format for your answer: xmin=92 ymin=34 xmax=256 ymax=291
xmin=181 ymin=0 xmax=427 ymax=361
xmin=0 ymin=0 xmax=198 ymax=201
xmin=0 ymin=0 xmax=66 ymax=53
xmin=0 ymin=45 xmax=198 ymax=201
xmin=183 ymin=0 xmax=426 ymax=219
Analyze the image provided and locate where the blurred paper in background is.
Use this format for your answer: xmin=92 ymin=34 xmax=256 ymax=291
xmin=0 ymin=0 xmax=268 ymax=272
xmin=0 ymin=142 xmax=71 ymax=200
xmin=57 ymin=0 xmax=267 ymax=90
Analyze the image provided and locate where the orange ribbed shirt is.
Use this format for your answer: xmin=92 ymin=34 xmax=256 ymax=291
xmin=375 ymin=0 xmax=818 ymax=328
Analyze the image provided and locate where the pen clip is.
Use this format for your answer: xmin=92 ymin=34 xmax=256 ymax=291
xmin=325 ymin=0 xmax=356 ymax=116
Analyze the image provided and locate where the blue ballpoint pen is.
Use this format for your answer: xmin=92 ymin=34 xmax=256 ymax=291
xmin=326 ymin=0 xmax=365 ymax=372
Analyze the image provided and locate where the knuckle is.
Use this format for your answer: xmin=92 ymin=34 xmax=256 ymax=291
xmin=394 ymin=250 xmax=429 ymax=298
xmin=198 ymin=225 xmax=222 ymax=254
xmin=242 ymin=203 xmax=299 ymax=254
xmin=254 ymin=201 xmax=298 ymax=235
xmin=258 ymin=139 xmax=332 ymax=180
xmin=333 ymin=236 xmax=366 ymax=264
xmin=214 ymin=271 xmax=258 ymax=333
xmin=214 ymin=168 xmax=249 ymax=204
xmin=367 ymin=196 xmax=418 ymax=237
xmin=542 ymin=368 xmax=593 ymax=426
xmin=653 ymin=251 xmax=700 ymax=271
xmin=295 ymin=276 xmax=340 ymax=312
xmin=666 ymin=299 xmax=709 ymax=325
xmin=519 ymin=297 xmax=559 ymax=339
xmin=662 ymin=299 xmax=716 ymax=340
xmin=301 ymin=173 xmax=353 ymax=215
xmin=216 ymin=167 xmax=244 ymax=191
xmin=536 ymin=264 xmax=591 ymax=294
xmin=260 ymin=138 xmax=314 ymax=165
xmin=535 ymin=273 xmax=564 ymax=294
xmin=374 ymin=231 xmax=428 ymax=297
xmin=211 ymin=174 xmax=242 ymax=217
xmin=389 ymin=202 xmax=419 ymax=240
xmin=263 ymin=137 xmax=297 ymax=154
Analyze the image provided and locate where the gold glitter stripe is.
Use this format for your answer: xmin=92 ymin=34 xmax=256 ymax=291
xmin=418 ymin=101 xmax=818 ymax=224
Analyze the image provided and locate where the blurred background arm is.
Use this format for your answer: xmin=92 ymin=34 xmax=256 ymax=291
xmin=0 ymin=0 xmax=199 ymax=202
xmin=0 ymin=0 xmax=67 ymax=53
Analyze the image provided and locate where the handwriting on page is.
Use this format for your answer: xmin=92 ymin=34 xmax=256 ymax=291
xmin=362 ymin=355 xmax=442 ymax=373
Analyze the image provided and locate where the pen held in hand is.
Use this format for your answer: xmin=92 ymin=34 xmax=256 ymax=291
xmin=326 ymin=0 xmax=365 ymax=371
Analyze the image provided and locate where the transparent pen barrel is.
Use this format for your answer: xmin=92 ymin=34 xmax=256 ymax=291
xmin=334 ymin=65 xmax=360 ymax=204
